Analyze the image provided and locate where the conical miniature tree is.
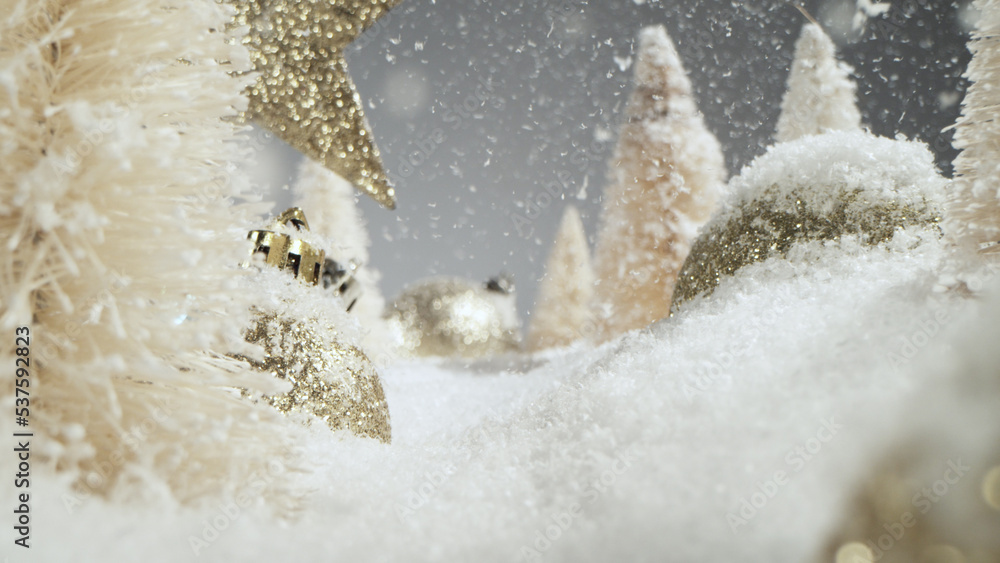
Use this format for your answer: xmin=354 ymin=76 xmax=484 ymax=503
xmin=949 ymin=0 xmax=1000 ymax=252
xmin=294 ymin=159 xmax=389 ymax=349
xmin=0 ymin=0 xmax=300 ymax=501
xmin=295 ymin=159 xmax=374 ymax=273
xmin=592 ymin=25 xmax=726 ymax=340
xmin=775 ymin=23 xmax=862 ymax=143
xmin=529 ymin=206 xmax=595 ymax=350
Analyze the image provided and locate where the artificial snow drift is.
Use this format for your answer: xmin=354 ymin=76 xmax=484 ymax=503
xmin=6 ymin=0 xmax=1000 ymax=560
xmin=23 ymin=129 xmax=1000 ymax=561
xmin=22 ymin=203 xmax=991 ymax=562
xmin=674 ymin=130 xmax=946 ymax=311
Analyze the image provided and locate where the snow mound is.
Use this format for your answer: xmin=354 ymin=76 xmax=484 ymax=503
xmin=673 ymin=131 xmax=947 ymax=311
xmin=820 ymin=274 xmax=1000 ymax=561
xmin=729 ymin=130 xmax=947 ymax=210
xmin=28 ymin=168 xmax=991 ymax=562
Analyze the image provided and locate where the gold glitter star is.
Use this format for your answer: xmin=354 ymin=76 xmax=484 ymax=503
xmin=232 ymin=0 xmax=402 ymax=209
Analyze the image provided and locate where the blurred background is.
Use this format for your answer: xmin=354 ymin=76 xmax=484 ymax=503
xmin=252 ymin=0 xmax=976 ymax=319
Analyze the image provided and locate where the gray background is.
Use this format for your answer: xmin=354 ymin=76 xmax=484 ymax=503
xmin=256 ymin=0 xmax=974 ymax=319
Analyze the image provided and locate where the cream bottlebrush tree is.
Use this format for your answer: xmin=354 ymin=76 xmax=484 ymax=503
xmin=949 ymin=0 xmax=1000 ymax=253
xmin=294 ymin=159 xmax=390 ymax=351
xmin=592 ymin=25 xmax=726 ymax=340
xmin=0 ymin=0 xmax=302 ymax=502
xmin=529 ymin=205 xmax=595 ymax=350
xmin=775 ymin=23 xmax=862 ymax=143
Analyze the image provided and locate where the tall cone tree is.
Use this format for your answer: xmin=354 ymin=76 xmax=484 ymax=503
xmin=293 ymin=159 xmax=388 ymax=349
xmin=949 ymin=0 xmax=1000 ymax=252
xmin=592 ymin=25 xmax=726 ymax=340
xmin=775 ymin=23 xmax=862 ymax=143
xmin=529 ymin=205 xmax=595 ymax=350
xmin=0 ymin=0 xmax=302 ymax=501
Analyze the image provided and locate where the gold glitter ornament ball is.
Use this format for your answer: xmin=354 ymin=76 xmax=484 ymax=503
xmin=671 ymin=131 xmax=946 ymax=314
xmin=242 ymin=309 xmax=391 ymax=443
xmin=821 ymin=281 xmax=1000 ymax=563
xmin=387 ymin=275 xmax=522 ymax=358
xmin=231 ymin=0 xmax=402 ymax=209
xmin=821 ymin=447 xmax=1000 ymax=563
xmin=238 ymin=209 xmax=391 ymax=443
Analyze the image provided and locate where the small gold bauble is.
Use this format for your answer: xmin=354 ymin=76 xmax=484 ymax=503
xmin=241 ymin=310 xmax=391 ymax=443
xmin=238 ymin=208 xmax=390 ymax=442
xmin=386 ymin=275 xmax=521 ymax=358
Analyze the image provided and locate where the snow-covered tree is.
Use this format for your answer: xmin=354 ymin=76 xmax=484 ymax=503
xmin=529 ymin=206 xmax=595 ymax=350
xmin=592 ymin=25 xmax=726 ymax=340
xmin=949 ymin=0 xmax=1000 ymax=252
xmin=0 ymin=0 xmax=300 ymax=501
xmin=294 ymin=159 xmax=389 ymax=350
xmin=775 ymin=23 xmax=862 ymax=143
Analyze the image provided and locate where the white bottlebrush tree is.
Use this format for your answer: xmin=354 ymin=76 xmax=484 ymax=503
xmin=294 ymin=159 xmax=390 ymax=351
xmin=775 ymin=23 xmax=862 ymax=143
xmin=592 ymin=25 xmax=726 ymax=341
xmin=0 ymin=0 xmax=301 ymax=502
xmin=949 ymin=0 xmax=1000 ymax=253
xmin=529 ymin=205 xmax=595 ymax=350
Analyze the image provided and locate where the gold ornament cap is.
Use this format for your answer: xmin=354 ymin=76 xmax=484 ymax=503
xmin=238 ymin=207 xmax=391 ymax=442
xmin=248 ymin=207 xmax=326 ymax=285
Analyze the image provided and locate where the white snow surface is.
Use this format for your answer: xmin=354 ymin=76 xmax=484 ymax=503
xmin=20 ymin=204 xmax=1000 ymax=562
xmin=728 ymin=130 xmax=948 ymax=212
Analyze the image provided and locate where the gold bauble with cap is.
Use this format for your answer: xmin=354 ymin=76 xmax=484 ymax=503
xmin=238 ymin=207 xmax=391 ymax=443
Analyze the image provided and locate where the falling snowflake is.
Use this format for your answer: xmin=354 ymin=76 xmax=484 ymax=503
xmin=853 ymin=0 xmax=892 ymax=31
